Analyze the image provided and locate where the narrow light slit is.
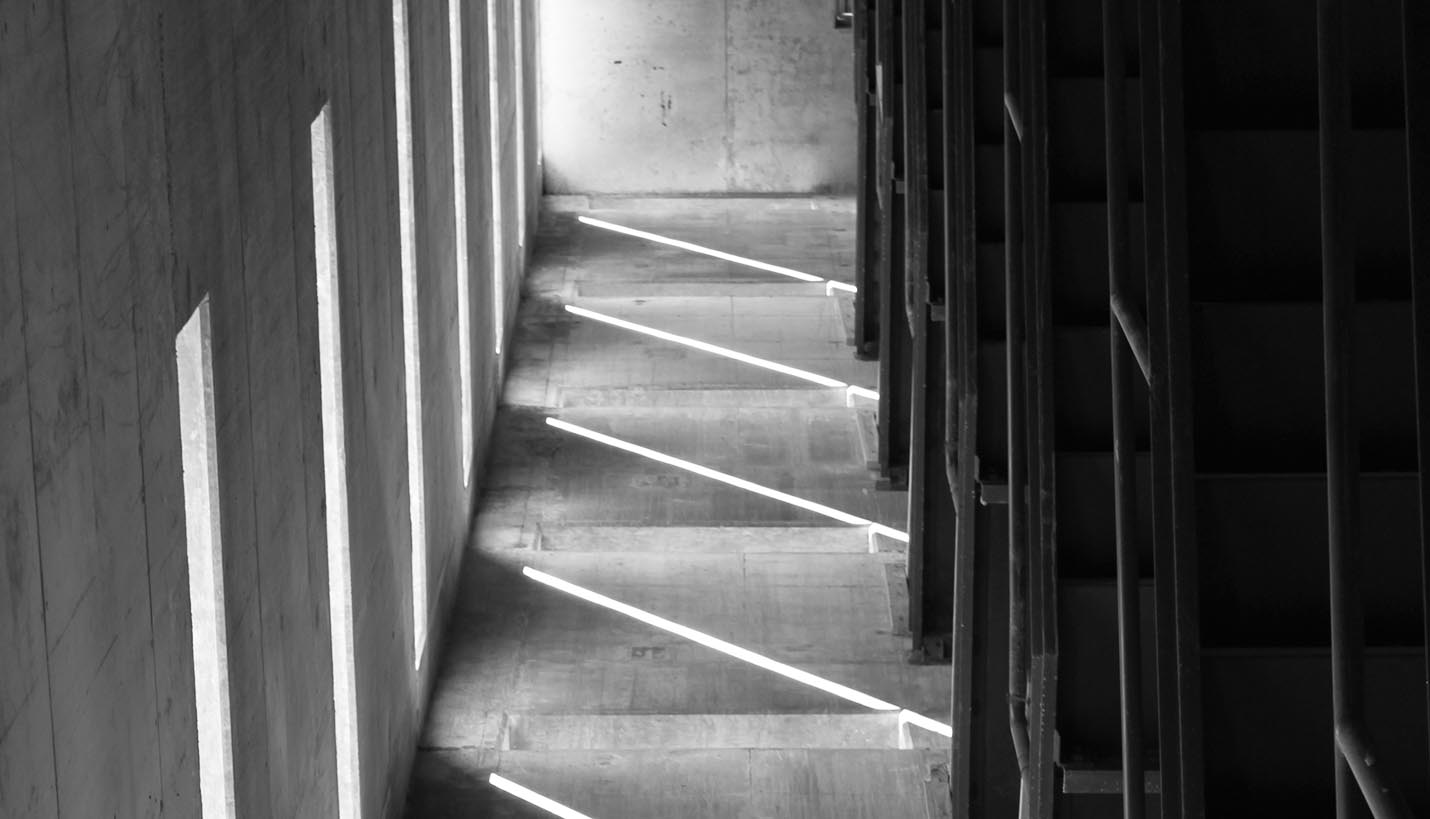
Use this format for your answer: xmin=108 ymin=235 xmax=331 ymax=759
xmin=393 ymin=0 xmax=429 ymax=667
xmin=311 ymin=105 xmax=361 ymax=819
xmin=176 ymin=297 xmax=237 ymax=819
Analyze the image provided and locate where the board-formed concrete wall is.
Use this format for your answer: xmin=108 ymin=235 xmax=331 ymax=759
xmin=538 ymin=0 xmax=857 ymax=194
xmin=0 ymin=1 xmax=538 ymax=816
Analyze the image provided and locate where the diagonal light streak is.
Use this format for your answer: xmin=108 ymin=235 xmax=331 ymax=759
xmin=522 ymin=566 xmax=954 ymax=738
xmin=545 ymin=417 xmax=908 ymax=542
xmin=489 ymin=774 xmax=597 ymax=819
xmin=845 ymin=385 xmax=880 ymax=404
xmin=523 ymin=567 xmax=901 ymax=711
xmin=577 ymin=215 xmax=824 ymax=282
xmin=566 ymin=304 xmax=849 ymax=389
xmin=899 ymin=709 xmax=955 ymax=738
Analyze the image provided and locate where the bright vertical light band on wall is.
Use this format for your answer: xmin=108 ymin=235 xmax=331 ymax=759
xmin=576 ymin=216 xmax=824 ymax=282
xmin=513 ymin=0 xmax=528 ymax=248
xmin=450 ymin=0 xmax=474 ymax=485
xmin=311 ymin=106 xmax=361 ymax=819
xmin=544 ymin=417 xmax=909 ymax=542
xmin=175 ymin=298 xmax=237 ymax=819
xmin=489 ymin=774 xmax=596 ymax=819
xmin=393 ymin=0 xmax=429 ymax=667
xmin=487 ymin=0 xmax=506 ymax=355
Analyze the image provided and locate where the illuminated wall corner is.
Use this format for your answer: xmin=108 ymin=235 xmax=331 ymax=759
xmin=175 ymin=296 xmax=237 ymax=819
xmin=514 ymin=0 xmax=528 ymax=249
xmin=486 ymin=0 xmax=506 ymax=357
xmin=311 ymin=103 xmax=361 ymax=819
xmin=450 ymin=0 xmax=475 ymax=486
xmin=392 ymin=0 xmax=430 ymax=668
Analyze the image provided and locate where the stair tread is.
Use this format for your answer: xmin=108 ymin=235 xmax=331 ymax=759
xmin=409 ymin=747 xmax=952 ymax=819
xmin=503 ymin=712 xmax=946 ymax=751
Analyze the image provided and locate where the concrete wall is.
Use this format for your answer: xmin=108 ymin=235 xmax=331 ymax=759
xmin=0 ymin=1 xmax=537 ymax=816
xmin=538 ymin=0 xmax=857 ymax=194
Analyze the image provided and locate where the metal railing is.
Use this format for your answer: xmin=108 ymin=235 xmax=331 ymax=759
xmin=1004 ymin=0 xmax=1033 ymax=814
xmin=1402 ymin=0 xmax=1430 ymax=796
xmin=1102 ymin=0 xmax=1147 ymax=816
xmin=1319 ymin=1 xmax=1414 ymax=816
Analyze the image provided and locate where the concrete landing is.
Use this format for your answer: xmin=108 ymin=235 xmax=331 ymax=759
xmin=407 ymin=198 xmax=946 ymax=818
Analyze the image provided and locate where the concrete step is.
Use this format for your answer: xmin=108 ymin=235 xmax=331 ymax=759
xmin=408 ymin=748 xmax=952 ymax=819
xmin=577 ymin=281 xmax=831 ymax=298
xmin=503 ymin=712 xmax=944 ymax=751
xmin=548 ymin=405 xmax=872 ymax=473
xmin=557 ymin=387 xmax=851 ymax=409
xmin=422 ymin=658 xmax=953 ymax=748
xmin=532 ymin=525 xmax=877 ymax=554
xmin=509 ymin=549 xmax=903 ymax=589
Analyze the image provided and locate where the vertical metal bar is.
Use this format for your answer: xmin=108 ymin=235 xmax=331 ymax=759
xmin=1138 ymin=0 xmax=1181 ymax=815
xmin=855 ymin=0 xmax=880 ymax=359
xmin=875 ymin=0 xmax=909 ymax=485
xmin=1317 ymin=3 xmax=1362 ymax=816
xmin=1315 ymin=4 xmax=1372 ymax=811
xmin=1003 ymin=0 xmax=1032 ymax=815
xmin=877 ymin=1 xmax=912 ymax=487
xmin=1102 ymin=0 xmax=1145 ymax=814
xmin=902 ymin=0 xmax=958 ymax=655
xmin=943 ymin=0 xmax=964 ymax=490
xmin=903 ymin=0 xmax=928 ymax=331
xmin=1318 ymin=2 xmax=1414 ymax=816
xmin=1021 ymin=0 xmax=1058 ymax=813
xmin=1401 ymin=0 xmax=1430 ymax=786
xmin=951 ymin=0 xmax=978 ymax=501
xmin=902 ymin=0 xmax=928 ymax=648
xmin=1154 ymin=0 xmax=1207 ymax=810
xmin=908 ymin=314 xmax=931 ymax=647
xmin=947 ymin=0 xmax=981 ymax=807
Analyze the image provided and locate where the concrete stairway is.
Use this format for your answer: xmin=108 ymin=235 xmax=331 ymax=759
xmin=406 ymin=198 xmax=952 ymax=818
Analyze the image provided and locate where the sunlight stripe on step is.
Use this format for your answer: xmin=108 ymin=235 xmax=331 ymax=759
xmin=545 ymin=417 xmax=908 ymax=543
xmin=577 ymin=215 xmax=825 ymax=282
xmin=566 ymin=304 xmax=851 ymax=389
xmin=489 ymin=774 xmax=596 ymax=819
xmin=522 ymin=566 xmax=953 ymax=739
xmin=522 ymin=566 xmax=900 ymax=711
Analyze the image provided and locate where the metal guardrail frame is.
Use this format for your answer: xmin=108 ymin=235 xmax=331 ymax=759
xmin=853 ymin=0 xmax=880 ymax=360
xmin=1400 ymin=0 xmax=1430 ymax=792
xmin=1022 ymin=1 xmax=1059 ymax=814
xmin=1101 ymin=0 xmax=1147 ymax=815
xmin=1145 ymin=1 xmax=1207 ymax=813
xmin=1318 ymin=1 xmax=1413 ymax=816
xmin=1004 ymin=0 xmax=1033 ymax=807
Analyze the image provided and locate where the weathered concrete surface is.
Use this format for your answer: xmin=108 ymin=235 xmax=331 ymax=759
xmin=538 ymin=1 xmax=858 ymax=194
xmin=407 ymin=198 xmax=950 ymax=818
xmin=0 ymin=0 xmax=537 ymax=816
